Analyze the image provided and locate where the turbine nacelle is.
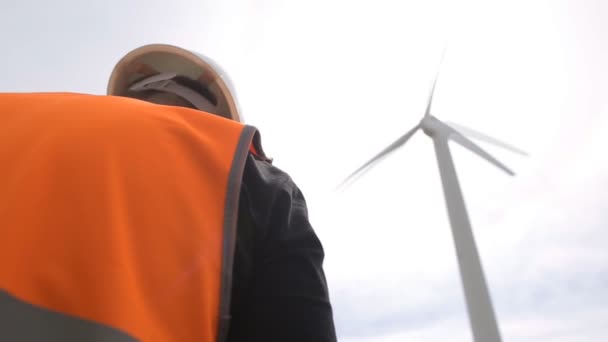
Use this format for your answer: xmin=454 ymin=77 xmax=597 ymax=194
xmin=420 ymin=115 xmax=443 ymax=137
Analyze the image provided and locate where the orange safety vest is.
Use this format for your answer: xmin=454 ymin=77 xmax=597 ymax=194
xmin=0 ymin=93 xmax=263 ymax=342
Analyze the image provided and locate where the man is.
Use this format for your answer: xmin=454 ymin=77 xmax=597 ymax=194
xmin=0 ymin=44 xmax=336 ymax=342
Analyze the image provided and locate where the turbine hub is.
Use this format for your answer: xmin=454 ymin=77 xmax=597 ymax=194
xmin=421 ymin=115 xmax=440 ymax=137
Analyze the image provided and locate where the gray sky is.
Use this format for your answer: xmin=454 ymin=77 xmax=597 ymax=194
xmin=2 ymin=0 xmax=607 ymax=341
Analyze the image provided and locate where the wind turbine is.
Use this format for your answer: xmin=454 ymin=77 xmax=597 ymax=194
xmin=338 ymin=54 xmax=527 ymax=342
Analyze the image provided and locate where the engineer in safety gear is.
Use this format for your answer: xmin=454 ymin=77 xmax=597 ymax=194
xmin=0 ymin=44 xmax=337 ymax=342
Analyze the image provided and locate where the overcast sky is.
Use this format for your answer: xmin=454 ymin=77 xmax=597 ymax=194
xmin=2 ymin=0 xmax=607 ymax=341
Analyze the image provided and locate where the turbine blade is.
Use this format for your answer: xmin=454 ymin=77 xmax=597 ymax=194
xmin=337 ymin=124 xmax=420 ymax=190
xmin=448 ymin=130 xmax=515 ymax=176
xmin=424 ymin=74 xmax=439 ymax=116
xmin=445 ymin=121 xmax=528 ymax=156
xmin=424 ymin=48 xmax=447 ymax=117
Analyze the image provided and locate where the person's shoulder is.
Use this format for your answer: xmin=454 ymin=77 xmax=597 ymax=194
xmin=240 ymin=154 xmax=304 ymax=228
xmin=243 ymin=154 xmax=294 ymax=189
xmin=242 ymin=129 xmax=293 ymax=189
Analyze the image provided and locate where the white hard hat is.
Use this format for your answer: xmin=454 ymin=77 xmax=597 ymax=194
xmin=107 ymin=44 xmax=241 ymax=122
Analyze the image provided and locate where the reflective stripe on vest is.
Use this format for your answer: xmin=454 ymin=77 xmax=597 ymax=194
xmin=0 ymin=93 xmax=261 ymax=342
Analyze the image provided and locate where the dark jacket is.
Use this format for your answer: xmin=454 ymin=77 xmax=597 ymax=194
xmin=227 ymin=154 xmax=337 ymax=342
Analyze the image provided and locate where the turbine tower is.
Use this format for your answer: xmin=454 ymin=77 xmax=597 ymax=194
xmin=338 ymin=54 xmax=527 ymax=342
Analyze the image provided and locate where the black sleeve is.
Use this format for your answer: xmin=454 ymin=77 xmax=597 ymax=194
xmin=227 ymin=154 xmax=337 ymax=342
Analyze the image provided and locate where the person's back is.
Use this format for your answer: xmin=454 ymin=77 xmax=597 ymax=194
xmin=0 ymin=92 xmax=258 ymax=341
xmin=0 ymin=45 xmax=337 ymax=342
